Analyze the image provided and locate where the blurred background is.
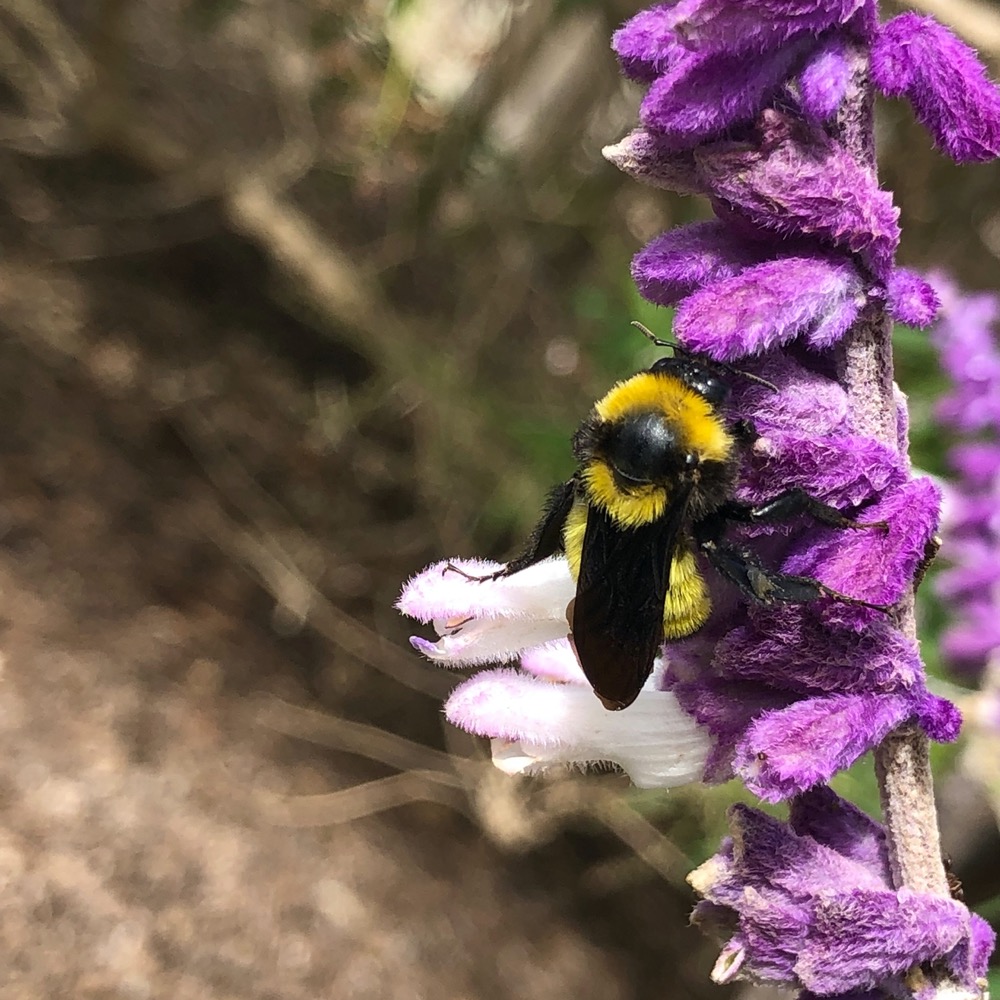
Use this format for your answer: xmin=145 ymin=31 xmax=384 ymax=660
xmin=1 ymin=0 xmax=999 ymax=996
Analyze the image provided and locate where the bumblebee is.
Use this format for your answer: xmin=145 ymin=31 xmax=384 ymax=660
xmin=493 ymin=330 xmax=887 ymax=711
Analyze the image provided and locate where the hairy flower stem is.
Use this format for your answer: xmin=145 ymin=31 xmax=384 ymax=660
xmin=875 ymin=726 xmax=950 ymax=896
xmin=837 ymin=53 xmax=951 ymax=905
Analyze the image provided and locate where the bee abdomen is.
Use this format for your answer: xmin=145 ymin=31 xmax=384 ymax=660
xmin=662 ymin=551 xmax=711 ymax=638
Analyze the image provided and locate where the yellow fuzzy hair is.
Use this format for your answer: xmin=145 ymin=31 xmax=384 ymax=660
xmin=594 ymin=371 xmax=732 ymax=464
xmin=582 ymin=462 xmax=668 ymax=528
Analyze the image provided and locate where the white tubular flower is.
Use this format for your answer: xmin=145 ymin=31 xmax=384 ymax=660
xmin=396 ymin=557 xmax=575 ymax=666
xmin=447 ymin=661 xmax=709 ymax=788
xmin=398 ymin=556 xmax=709 ymax=787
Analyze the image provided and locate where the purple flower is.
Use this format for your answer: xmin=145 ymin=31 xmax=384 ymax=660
xmin=932 ymin=274 xmax=1000 ymax=434
xmin=673 ymin=251 xmax=865 ymax=359
xmin=690 ymin=787 xmax=995 ymax=995
xmin=887 ymin=268 xmax=941 ymax=329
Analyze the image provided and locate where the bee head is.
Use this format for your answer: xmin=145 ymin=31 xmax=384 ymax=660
xmin=650 ymin=357 xmax=730 ymax=406
xmin=602 ymin=411 xmax=696 ymax=487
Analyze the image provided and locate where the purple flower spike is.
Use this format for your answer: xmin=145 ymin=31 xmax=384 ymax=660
xmin=931 ymin=273 xmax=1000 ymax=434
xmin=798 ymin=34 xmax=852 ymax=122
xmin=631 ymin=221 xmax=768 ymax=306
xmin=674 ymin=253 xmax=863 ymax=360
xmin=403 ymin=4 xmax=1000 ymax=990
xmin=872 ymin=14 xmax=1000 ymax=162
xmin=690 ymin=791 xmax=995 ymax=995
xmin=929 ymin=276 xmax=1000 ymax=680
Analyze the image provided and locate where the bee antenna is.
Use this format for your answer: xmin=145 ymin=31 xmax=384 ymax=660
xmin=731 ymin=368 xmax=779 ymax=393
xmin=630 ymin=321 xmax=778 ymax=392
xmin=631 ymin=319 xmax=691 ymax=354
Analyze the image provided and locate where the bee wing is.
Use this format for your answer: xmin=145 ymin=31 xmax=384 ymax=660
xmin=572 ymin=485 xmax=692 ymax=710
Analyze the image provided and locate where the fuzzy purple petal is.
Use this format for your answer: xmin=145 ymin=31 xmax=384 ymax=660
xmin=632 ymin=221 xmax=771 ymax=306
xmin=788 ymin=785 xmax=892 ymax=885
xmin=616 ymin=0 xmax=867 ymax=76
xmin=807 ymin=292 xmax=864 ymax=348
xmin=612 ymin=3 xmax=695 ymax=82
xmin=798 ymin=992 xmax=883 ymax=1000
xmin=697 ymin=112 xmax=900 ymax=278
xmin=914 ymin=692 xmax=962 ymax=743
xmin=887 ymin=268 xmax=941 ymax=327
xmin=641 ymin=42 xmax=808 ymax=147
xmin=872 ymin=13 xmax=1000 ymax=163
xmin=737 ymin=431 xmax=907 ymax=510
xmin=798 ymin=34 xmax=852 ymax=122
xmin=728 ymin=354 xmax=849 ymax=437
xmin=674 ymin=254 xmax=864 ymax=361
xmin=734 ymin=692 xmax=914 ymax=800
xmin=603 ymin=129 xmax=706 ymax=194
xmin=782 ymin=475 xmax=941 ymax=611
xmin=795 ymin=889 xmax=972 ymax=993
xmin=712 ymin=607 xmax=921 ymax=695
xmin=732 ymin=809 xmax=890 ymax=906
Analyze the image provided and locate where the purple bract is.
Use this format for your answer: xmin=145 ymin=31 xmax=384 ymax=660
xmin=690 ymin=787 xmax=994 ymax=995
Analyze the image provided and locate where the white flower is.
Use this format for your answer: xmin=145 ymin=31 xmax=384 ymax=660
xmin=398 ymin=556 xmax=709 ymax=787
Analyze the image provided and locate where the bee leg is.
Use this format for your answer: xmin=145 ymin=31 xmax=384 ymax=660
xmin=442 ymin=562 xmax=504 ymax=582
xmin=730 ymin=418 xmax=759 ymax=445
xmin=446 ymin=478 xmax=577 ymax=582
xmin=720 ymin=489 xmax=887 ymax=531
xmin=699 ymin=537 xmax=891 ymax=613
